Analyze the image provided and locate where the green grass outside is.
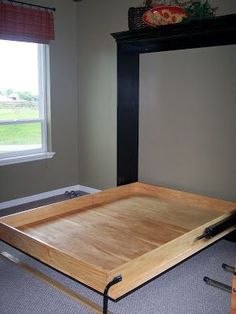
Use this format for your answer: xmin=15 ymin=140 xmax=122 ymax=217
xmin=0 ymin=104 xmax=41 ymax=145
xmin=0 ymin=123 xmax=41 ymax=145
xmin=0 ymin=104 xmax=39 ymax=120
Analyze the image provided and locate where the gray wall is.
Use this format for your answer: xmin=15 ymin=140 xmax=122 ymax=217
xmin=0 ymin=0 xmax=79 ymax=202
xmin=77 ymin=0 xmax=236 ymax=201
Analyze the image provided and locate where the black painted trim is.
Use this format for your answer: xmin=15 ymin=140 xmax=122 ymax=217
xmin=112 ymin=14 xmax=236 ymax=186
xmin=117 ymin=47 xmax=139 ymax=186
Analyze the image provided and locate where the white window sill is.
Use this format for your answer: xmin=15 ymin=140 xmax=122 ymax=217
xmin=0 ymin=152 xmax=55 ymax=166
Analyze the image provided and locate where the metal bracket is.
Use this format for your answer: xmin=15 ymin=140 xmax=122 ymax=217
xmin=197 ymin=212 xmax=236 ymax=240
xmin=65 ymin=190 xmax=79 ymax=199
xmin=103 ymin=275 xmax=122 ymax=314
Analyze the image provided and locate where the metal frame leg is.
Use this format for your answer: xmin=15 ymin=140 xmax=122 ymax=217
xmin=103 ymin=275 xmax=122 ymax=314
xmin=1 ymin=252 xmax=107 ymax=314
xmin=203 ymin=261 xmax=235 ymax=295
xmin=222 ymin=263 xmax=236 ymax=274
xmin=203 ymin=276 xmax=232 ymax=293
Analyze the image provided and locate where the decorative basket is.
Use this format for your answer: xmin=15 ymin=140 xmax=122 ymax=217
xmin=128 ymin=6 xmax=152 ymax=30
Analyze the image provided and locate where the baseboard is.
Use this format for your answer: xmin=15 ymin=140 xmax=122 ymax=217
xmin=78 ymin=185 xmax=100 ymax=195
xmin=0 ymin=184 xmax=101 ymax=210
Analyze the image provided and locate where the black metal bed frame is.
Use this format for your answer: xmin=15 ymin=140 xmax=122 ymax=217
xmin=103 ymin=275 xmax=123 ymax=314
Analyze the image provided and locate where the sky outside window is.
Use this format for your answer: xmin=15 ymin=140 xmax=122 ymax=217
xmin=0 ymin=39 xmax=39 ymax=94
xmin=0 ymin=40 xmax=42 ymax=154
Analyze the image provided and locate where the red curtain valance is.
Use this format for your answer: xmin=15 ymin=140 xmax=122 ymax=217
xmin=0 ymin=2 xmax=55 ymax=44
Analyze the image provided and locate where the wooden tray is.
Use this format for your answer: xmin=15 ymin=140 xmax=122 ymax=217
xmin=0 ymin=182 xmax=235 ymax=300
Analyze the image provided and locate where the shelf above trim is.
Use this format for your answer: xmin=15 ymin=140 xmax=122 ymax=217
xmin=111 ymin=14 xmax=236 ymax=54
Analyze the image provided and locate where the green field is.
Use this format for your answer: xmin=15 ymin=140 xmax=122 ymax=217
xmin=0 ymin=106 xmax=39 ymax=120
xmin=0 ymin=123 xmax=41 ymax=145
xmin=0 ymin=104 xmax=41 ymax=145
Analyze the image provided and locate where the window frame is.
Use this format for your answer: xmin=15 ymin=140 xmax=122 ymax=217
xmin=0 ymin=42 xmax=55 ymax=165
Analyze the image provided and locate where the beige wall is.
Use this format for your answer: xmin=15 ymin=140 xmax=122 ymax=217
xmin=138 ymin=0 xmax=236 ymax=201
xmin=139 ymin=45 xmax=236 ymax=201
xmin=77 ymin=0 xmax=236 ymax=201
xmin=1 ymin=0 xmax=236 ymax=202
xmin=77 ymin=0 xmax=141 ymax=190
xmin=0 ymin=0 xmax=79 ymax=202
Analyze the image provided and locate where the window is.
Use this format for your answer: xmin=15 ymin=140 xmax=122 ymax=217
xmin=0 ymin=40 xmax=54 ymax=165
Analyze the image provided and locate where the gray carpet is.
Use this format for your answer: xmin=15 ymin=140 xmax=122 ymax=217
xmin=0 ymin=195 xmax=235 ymax=313
xmin=0 ymin=191 xmax=86 ymax=217
xmin=0 ymin=240 xmax=235 ymax=314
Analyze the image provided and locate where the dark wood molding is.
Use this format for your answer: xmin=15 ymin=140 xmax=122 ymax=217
xmin=112 ymin=14 xmax=236 ymax=52
xmin=112 ymin=14 xmax=236 ymax=186
xmin=117 ymin=48 xmax=139 ymax=186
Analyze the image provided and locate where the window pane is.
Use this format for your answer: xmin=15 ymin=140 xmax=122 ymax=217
xmin=0 ymin=102 xmax=39 ymax=121
xmin=0 ymin=123 xmax=42 ymax=154
xmin=0 ymin=40 xmax=39 ymax=121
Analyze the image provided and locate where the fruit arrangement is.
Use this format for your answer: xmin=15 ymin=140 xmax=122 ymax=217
xmin=143 ymin=6 xmax=187 ymax=26
xmin=142 ymin=0 xmax=217 ymax=26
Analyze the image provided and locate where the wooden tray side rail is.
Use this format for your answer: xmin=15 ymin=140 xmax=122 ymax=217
xmin=108 ymin=213 xmax=236 ymax=299
xmin=0 ymin=222 xmax=108 ymax=294
xmin=0 ymin=184 xmax=136 ymax=228
xmin=133 ymin=182 xmax=236 ymax=213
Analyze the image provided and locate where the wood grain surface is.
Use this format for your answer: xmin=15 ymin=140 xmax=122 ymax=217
xmin=0 ymin=183 xmax=235 ymax=299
